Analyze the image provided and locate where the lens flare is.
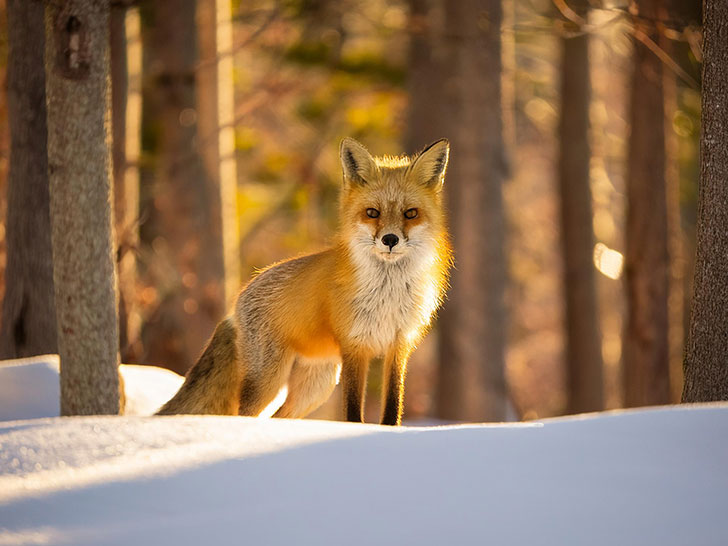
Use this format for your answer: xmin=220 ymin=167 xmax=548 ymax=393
xmin=593 ymin=242 xmax=624 ymax=280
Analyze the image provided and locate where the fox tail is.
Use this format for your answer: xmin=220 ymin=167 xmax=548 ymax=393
xmin=156 ymin=317 xmax=241 ymax=416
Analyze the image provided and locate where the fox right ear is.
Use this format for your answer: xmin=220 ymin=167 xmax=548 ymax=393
xmin=340 ymin=137 xmax=378 ymax=186
xmin=408 ymin=138 xmax=449 ymax=190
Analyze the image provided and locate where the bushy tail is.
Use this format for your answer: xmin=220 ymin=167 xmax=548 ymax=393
xmin=156 ymin=317 xmax=241 ymax=415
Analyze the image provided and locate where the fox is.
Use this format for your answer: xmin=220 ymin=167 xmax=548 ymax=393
xmin=157 ymin=137 xmax=452 ymax=425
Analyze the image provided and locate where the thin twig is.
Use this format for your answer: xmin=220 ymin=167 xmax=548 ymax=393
xmin=632 ymin=25 xmax=700 ymax=89
xmin=553 ymin=0 xmax=586 ymax=27
xmin=550 ymin=0 xmax=701 ymax=89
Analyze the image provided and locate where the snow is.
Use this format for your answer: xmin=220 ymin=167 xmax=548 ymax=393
xmin=0 ymin=355 xmax=184 ymax=420
xmin=0 ymin=357 xmax=62 ymax=422
xmin=1 ymin=358 xmax=727 ymax=545
xmin=116 ymin=364 xmax=185 ymax=417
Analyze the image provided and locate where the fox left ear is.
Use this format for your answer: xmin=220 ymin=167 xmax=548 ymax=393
xmin=408 ymin=138 xmax=449 ymax=190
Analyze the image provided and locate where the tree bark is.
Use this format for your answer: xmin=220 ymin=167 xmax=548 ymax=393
xmin=45 ymin=0 xmax=120 ymax=415
xmin=110 ymin=4 xmax=142 ymax=361
xmin=141 ymin=0 xmax=227 ymax=374
xmin=435 ymin=0 xmax=509 ymax=421
xmin=623 ymin=0 xmax=671 ymax=407
xmin=682 ymin=0 xmax=728 ymax=402
xmin=0 ymin=0 xmax=57 ymax=358
xmin=557 ymin=8 xmax=604 ymax=413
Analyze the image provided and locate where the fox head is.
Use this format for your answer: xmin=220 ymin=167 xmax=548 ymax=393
xmin=338 ymin=137 xmax=449 ymax=267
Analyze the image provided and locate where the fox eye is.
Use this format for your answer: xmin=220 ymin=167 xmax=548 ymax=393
xmin=366 ymin=208 xmax=380 ymax=219
xmin=404 ymin=208 xmax=418 ymax=219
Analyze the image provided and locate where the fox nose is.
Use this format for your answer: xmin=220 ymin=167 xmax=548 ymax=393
xmin=381 ymin=233 xmax=399 ymax=250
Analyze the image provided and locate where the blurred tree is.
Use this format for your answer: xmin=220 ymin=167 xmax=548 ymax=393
xmin=682 ymin=0 xmax=728 ymax=402
xmin=623 ymin=0 xmax=671 ymax=407
xmin=663 ymin=0 xmax=702 ymax=402
xmin=197 ymin=0 xmax=240 ymax=306
xmin=669 ymin=10 xmax=702 ymax=268
xmin=45 ymin=0 xmax=120 ymax=414
xmin=405 ymin=0 xmax=444 ymax=154
xmin=556 ymin=3 xmax=603 ymax=413
xmin=110 ymin=4 xmax=142 ymax=361
xmin=435 ymin=0 xmax=509 ymax=421
xmin=141 ymin=0 xmax=227 ymax=374
xmin=0 ymin=0 xmax=57 ymax=358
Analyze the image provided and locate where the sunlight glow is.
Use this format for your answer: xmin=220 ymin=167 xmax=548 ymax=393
xmin=406 ymin=278 xmax=441 ymax=346
xmin=593 ymin=243 xmax=624 ymax=280
xmin=258 ymin=385 xmax=288 ymax=418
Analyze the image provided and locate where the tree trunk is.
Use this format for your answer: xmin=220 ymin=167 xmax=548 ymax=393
xmin=197 ymin=0 xmax=239 ymax=307
xmin=623 ymin=0 xmax=671 ymax=407
xmin=141 ymin=0 xmax=227 ymax=374
xmin=682 ymin=0 xmax=728 ymax=402
xmin=436 ymin=0 xmax=509 ymax=421
xmin=110 ymin=4 xmax=142 ymax=361
xmin=45 ymin=0 xmax=120 ymax=415
xmin=557 ymin=8 xmax=603 ymax=413
xmin=0 ymin=0 xmax=57 ymax=358
xmin=405 ymin=0 xmax=445 ymax=154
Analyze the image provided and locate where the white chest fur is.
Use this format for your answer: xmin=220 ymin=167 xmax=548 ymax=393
xmin=347 ymin=249 xmax=438 ymax=355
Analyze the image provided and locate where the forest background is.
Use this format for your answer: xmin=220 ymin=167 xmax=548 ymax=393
xmin=0 ymin=0 xmax=706 ymax=423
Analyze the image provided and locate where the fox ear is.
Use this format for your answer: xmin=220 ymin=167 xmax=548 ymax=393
xmin=340 ymin=137 xmax=378 ymax=186
xmin=408 ymin=139 xmax=449 ymax=190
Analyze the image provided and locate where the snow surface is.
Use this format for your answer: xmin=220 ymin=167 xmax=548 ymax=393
xmin=0 ymin=406 xmax=727 ymax=545
xmin=0 ymin=355 xmax=184 ymax=420
xmin=1 ymin=358 xmax=727 ymax=545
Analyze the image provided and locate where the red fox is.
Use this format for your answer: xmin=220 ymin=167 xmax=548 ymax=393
xmin=157 ymin=138 xmax=452 ymax=425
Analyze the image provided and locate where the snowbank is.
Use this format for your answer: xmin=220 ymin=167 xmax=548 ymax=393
xmin=0 ymin=355 xmax=184 ymax=420
xmin=1 ymin=405 xmax=727 ymax=545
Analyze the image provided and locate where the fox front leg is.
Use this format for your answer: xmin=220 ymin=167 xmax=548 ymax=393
xmin=341 ymin=349 xmax=370 ymax=422
xmin=381 ymin=343 xmax=411 ymax=426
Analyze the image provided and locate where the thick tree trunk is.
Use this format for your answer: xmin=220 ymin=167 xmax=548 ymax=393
xmin=557 ymin=10 xmax=604 ymax=413
xmin=0 ymin=0 xmax=57 ymax=358
xmin=682 ymin=0 xmax=728 ymax=402
xmin=45 ymin=0 xmax=120 ymax=415
xmin=197 ymin=0 xmax=239 ymax=307
xmin=110 ymin=4 xmax=142 ymax=361
xmin=142 ymin=0 xmax=227 ymax=374
xmin=623 ymin=0 xmax=671 ymax=407
xmin=436 ymin=0 xmax=508 ymax=421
